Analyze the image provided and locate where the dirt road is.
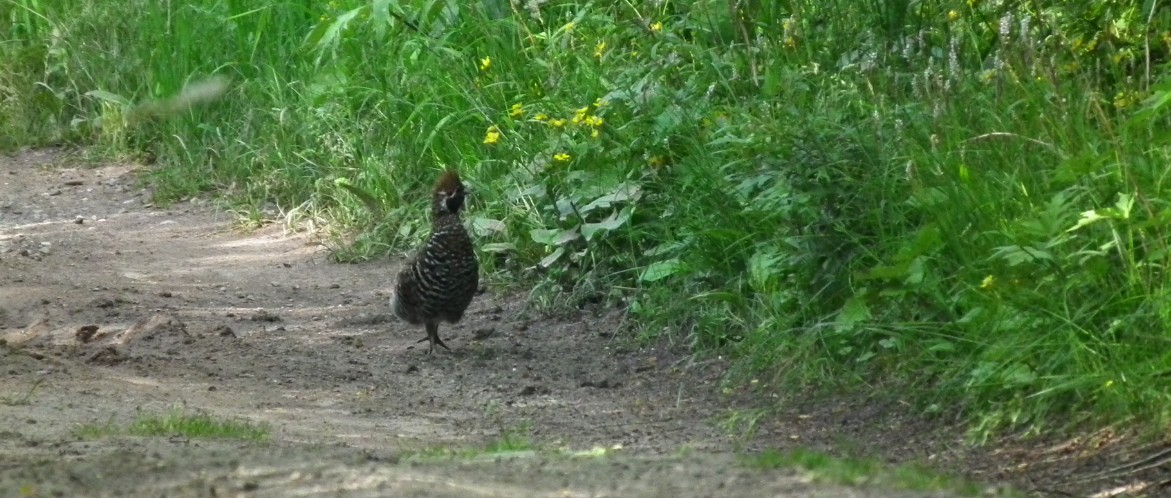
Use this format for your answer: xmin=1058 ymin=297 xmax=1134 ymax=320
xmin=0 ymin=149 xmax=994 ymax=497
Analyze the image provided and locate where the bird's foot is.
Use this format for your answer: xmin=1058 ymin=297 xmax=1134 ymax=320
xmin=415 ymin=335 xmax=452 ymax=354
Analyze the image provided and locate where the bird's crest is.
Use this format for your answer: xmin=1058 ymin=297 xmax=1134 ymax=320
xmin=431 ymin=169 xmax=467 ymax=216
xmin=434 ymin=169 xmax=463 ymax=194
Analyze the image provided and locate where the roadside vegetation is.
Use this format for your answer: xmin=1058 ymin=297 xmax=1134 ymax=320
xmin=4 ymin=0 xmax=1171 ymax=441
xmin=76 ymin=409 xmax=270 ymax=441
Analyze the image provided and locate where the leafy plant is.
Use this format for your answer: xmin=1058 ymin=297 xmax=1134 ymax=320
xmin=5 ymin=0 xmax=1171 ymax=440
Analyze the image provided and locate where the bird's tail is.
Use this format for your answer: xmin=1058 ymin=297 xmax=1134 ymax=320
xmin=391 ymin=292 xmax=410 ymax=322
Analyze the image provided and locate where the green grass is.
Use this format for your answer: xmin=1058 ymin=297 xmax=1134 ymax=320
xmin=745 ymin=449 xmax=1012 ymax=497
xmin=76 ymin=410 xmax=270 ymax=441
xmin=4 ymin=0 xmax=1171 ymax=441
xmin=404 ymin=425 xmax=537 ymax=462
xmin=404 ymin=421 xmax=624 ymax=462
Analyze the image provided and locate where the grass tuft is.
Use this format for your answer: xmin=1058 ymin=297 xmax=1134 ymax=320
xmin=404 ymin=424 xmax=536 ymax=462
xmin=76 ymin=410 xmax=270 ymax=441
xmin=746 ymin=449 xmax=1010 ymax=497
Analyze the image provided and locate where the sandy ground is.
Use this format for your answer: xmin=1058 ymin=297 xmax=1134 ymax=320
xmin=0 ymin=148 xmax=1166 ymax=497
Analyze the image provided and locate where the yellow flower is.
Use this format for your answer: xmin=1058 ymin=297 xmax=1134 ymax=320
xmin=584 ymin=115 xmax=604 ymax=127
xmin=563 ymin=22 xmax=575 ymax=33
xmin=483 ymin=125 xmax=501 ymax=145
xmin=590 ymin=128 xmax=600 ymax=139
xmin=593 ymin=98 xmax=606 ymax=108
xmin=947 ymin=10 xmax=959 ymax=22
xmin=533 ymin=112 xmax=549 ymax=122
xmin=509 ymin=103 xmax=524 ymax=118
xmin=980 ymin=275 xmax=995 ymax=289
xmin=572 ymin=106 xmax=589 ymax=124
xmin=650 ymin=21 xmax=663 ymax=33
xmin=479 ymin=56 xmax=491 ymax=71
xmin=554 ymin=153 xmax=571 ymax=162
xmin=594 ymin=40 xmax=606 ymax=59
xmin=550 ymin=118 xmax=567 ymax=128
xmin=1114 ymin=92 xmax=1137 ymax=109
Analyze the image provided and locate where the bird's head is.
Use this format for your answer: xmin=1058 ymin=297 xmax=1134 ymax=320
xmin=431 ymin=169 xmax=468 ymax=217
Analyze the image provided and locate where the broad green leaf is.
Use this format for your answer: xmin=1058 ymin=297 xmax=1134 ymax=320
xmin=469 ymin=217 xmax=506 ymax=237
xmin=653 ymin=105 xmax=683 ymax=135
xmin=640 ymin=258 xmax=683 ymax=282
xmin=509 ymin=183 xmax=546 ymax=201
xmin=991 ymin=245 xmax=1053 ymax=265
xmin=748 ymin=250 xmax=782 ymax=291
xmin=555 ymin=197 xmax=577 ymax=218
xmin=904 ymin=257 xmax=926 ymax=285
xmin=762 ymin=65 xmax=781 ymax=97
xmin=580 ymin=183 xmax=641 ymax=214
xmin=1114 ymin=192 xmax=1134 ymax=219
xmin=1066 ymin=209 xmax=1107 ymax=232
xmin=837 ymin=297 xmax=870 ymax=326
xmin=530 ymin=227 xmax=579 ymax=246
xmin=310 ymin=7 xmax=362 ymax=63
xmin=956 ymin=307 xmax=984 ymax=324
xmin=539 ymin=247 xmax=565 ymax=268
xmin=1004 ymin=363 xmax=1036 ymax=386
xmin=581 ymin=207 xmax=631 ymax=241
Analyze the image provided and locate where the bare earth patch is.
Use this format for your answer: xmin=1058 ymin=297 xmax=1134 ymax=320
xmin=0 ymin=149 xmax=1165 ymax=497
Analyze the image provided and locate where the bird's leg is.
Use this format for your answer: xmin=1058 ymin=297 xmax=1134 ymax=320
xmin=416 ymin=322 xmax=451 ymax=354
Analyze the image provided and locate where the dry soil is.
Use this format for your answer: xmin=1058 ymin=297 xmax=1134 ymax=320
xmin=0 ymin=149 xmax=1166 ymax=497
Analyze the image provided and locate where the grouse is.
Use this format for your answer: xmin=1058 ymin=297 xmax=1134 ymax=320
xmin=391 ymin=169 xmax=479 ymax=354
